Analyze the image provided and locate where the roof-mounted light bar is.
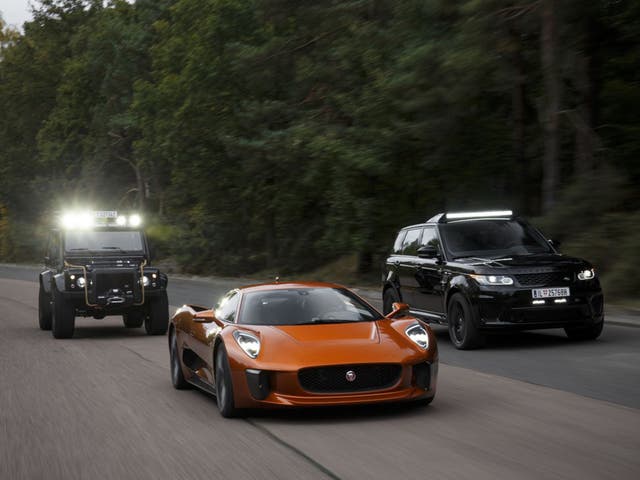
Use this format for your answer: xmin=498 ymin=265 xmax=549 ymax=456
xmin=446 ymin=210 xmax=512 ymax=219
xmin=440 ymin=210 xmax=513 ymax=223
xmin=59 ymin=211 xmax=142 ymax=229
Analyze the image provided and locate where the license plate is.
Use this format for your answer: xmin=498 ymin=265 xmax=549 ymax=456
xmin=94 ymin=210 xmax=117 ymax=218
xmin=532 ymin=287 xmax=570 ymax=299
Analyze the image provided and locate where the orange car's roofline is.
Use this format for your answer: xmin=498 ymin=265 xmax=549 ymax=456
xmin=237 ymin=281 xmax=347 ymax=293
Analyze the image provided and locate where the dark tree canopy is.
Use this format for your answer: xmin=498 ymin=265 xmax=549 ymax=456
xmin=0 ymin=0 xmax=639 ymax=298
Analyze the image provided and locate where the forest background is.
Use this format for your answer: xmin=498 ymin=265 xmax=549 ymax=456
xmin=0 ymin=0 xmax=638 ymax=300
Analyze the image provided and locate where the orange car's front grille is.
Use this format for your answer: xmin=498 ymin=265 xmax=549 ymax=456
xmin=298 ymin=364 xmax=401 ymax=393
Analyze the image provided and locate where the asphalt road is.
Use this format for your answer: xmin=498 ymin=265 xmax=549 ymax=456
xmin=1 ymin=265 xmax=639 ymax=479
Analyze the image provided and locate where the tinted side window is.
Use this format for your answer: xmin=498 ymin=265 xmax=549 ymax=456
xmin=401 ymin=229 xmax=422 ymax=256
xmin=392 ymin=231 xmax=406 ymax=254
xmin=420 ymin=227 xmax=440 ymax=248
xmin=215 ymin=291 xmax=239 ymax=322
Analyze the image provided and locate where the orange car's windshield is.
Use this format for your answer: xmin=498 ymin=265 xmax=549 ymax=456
xmin=239 ymin=288 xmax=383 ymax=325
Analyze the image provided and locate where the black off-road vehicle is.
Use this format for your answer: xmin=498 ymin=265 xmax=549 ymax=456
xmin=383 ymin=211 xmax=604 ymax=349
xmin=38 ymin=211 xmax=169 ymax=339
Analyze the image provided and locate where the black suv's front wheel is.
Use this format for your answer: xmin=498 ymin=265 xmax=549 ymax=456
xmin=565 ymin=321 xmax=604 ymax=341
xmin=447 ymin=293 xmax=482 ymax=350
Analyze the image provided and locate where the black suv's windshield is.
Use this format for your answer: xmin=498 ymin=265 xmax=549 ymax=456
xmin=240 ymin=288 xmax=383 ymax=325
xmin=440 ymin=219 xmax=552 ymax=259
xmin=64 ymin=230 xmax=144 ymax=253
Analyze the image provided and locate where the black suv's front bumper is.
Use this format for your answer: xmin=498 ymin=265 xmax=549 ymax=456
xmin=472 ymin=283 xmax=603 ymax=331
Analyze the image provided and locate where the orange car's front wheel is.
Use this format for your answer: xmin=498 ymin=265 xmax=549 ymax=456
xmin=215 ymin=345 xmax=237 ymax=418
xmin=170 ymin=332 xmax=190 ymax=390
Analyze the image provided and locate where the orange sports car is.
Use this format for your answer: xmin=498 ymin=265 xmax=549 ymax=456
xmin=168 ymin=282 xmax=438 ymax=417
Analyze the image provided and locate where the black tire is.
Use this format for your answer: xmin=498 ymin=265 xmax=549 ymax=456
xmin=447 ymin=293 xmax=482 ymax=350
xmin=170 ymin=330 xmax=190 ymax=390
xmin=38 ymin=284 xmax=52 ymax=331
xmin=383 ymin=288 xmax=401 ymax=315
xmin=565 ymin=321 xmax=604 ymax=341
xmin=51 ymin=288 xmax=75 ymax=339
xmin=123 ymin=309 xmax=144 ymax=328
xmin=215 ymin=345 xmax=237 ymax=418
xmin=145 ymin=292 xmax=169 ymax=335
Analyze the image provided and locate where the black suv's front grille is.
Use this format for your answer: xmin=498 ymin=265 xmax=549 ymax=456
xmin=298 ymin=364 xmax=401 ymax=393
xmin=515 ymin=271 xmax=567 ymax=286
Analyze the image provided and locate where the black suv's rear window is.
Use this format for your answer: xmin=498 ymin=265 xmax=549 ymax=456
xmin=64 ymin=231 xmax=144 ymax=253
xmin=440 ymin=220 xmax=552 ymax=259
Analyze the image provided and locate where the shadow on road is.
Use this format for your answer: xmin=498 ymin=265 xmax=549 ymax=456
xmin=430 ymin=324 xmax=611 ymax=351
xmin=71 ymin=325 xmax=149 ymax=339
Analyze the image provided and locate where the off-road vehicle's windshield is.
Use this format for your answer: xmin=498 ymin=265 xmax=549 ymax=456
xmin=64 ymin=230 xmax=144 ymax=253
xmin=440 ymin=219 xmax=553 ymax=259
xmin=240 ymin=288 xmax=382 ymax=325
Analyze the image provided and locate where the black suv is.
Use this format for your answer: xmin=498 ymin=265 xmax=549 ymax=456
xmin=382 ymin=211 xmax=604 ymax=349
xmin=39 ymin=211 xmax=169 ymax=339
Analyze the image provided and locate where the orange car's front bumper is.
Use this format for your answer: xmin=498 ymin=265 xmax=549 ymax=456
xmin=229 ymin=362 xmax=437 ymax=409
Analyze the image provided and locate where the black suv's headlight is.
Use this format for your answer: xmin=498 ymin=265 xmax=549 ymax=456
xmin=470 ymin=274 xmax=514 ymax=286
xmin=577 ymin=269 xmax=595 ymax=281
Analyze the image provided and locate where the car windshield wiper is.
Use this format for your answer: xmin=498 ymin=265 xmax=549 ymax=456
xmin=67 ymin=247 xmax=89 ymax=251
xmin=453 ymin=256 xmax=495 ymax=262
xmin=306 ymin=318 xmax=359 ymax=324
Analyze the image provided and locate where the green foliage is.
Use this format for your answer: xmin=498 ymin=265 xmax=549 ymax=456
xmin=0 ymin=0 xmax=639 ymax=299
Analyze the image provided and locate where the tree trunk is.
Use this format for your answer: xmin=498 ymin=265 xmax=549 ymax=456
xmin=134 ymin=162 xmax=145 ymax=211
xmin=574 ymin=17 xmax=600 ymax=177
xmin=540 ymin=0 xmax=561 ymax=213
xmin=510 ymin=28 xmax=528 ymax=214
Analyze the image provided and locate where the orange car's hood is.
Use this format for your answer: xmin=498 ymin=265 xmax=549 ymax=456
xmin=226 ymin=320 xmax=429 ymax=371
xmin=273 ymin=321 xmax=380 ymax=345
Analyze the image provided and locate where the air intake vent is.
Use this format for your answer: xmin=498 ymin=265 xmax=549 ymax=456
xmin=298 ymin=364 xmax=401 ymax=393
xmin=515 ymin=272 xmax=567 ymax=286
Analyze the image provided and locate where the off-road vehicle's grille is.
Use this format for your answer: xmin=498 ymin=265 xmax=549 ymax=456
xmin=298 ymin=364 xmax=401 ymax=393
xmin=515 ymin=271 xmax=567 ymax=286
xmin=94 ymin=270 xmax=136 ymax=292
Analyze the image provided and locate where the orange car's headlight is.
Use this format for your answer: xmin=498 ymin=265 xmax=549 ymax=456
xmin=233 ymin=331 xmax=261 ymax=358
xmin=405 ymin=324 xmax=429 ymax=350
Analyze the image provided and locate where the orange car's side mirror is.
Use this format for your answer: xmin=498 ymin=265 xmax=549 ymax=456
xmin=385 ymin=302 xmax=410 ymax=319
xmin=193 ymin=310 xmax=215 ymax=323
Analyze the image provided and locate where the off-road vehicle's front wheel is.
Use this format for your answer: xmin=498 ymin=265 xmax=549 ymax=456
xmin=145 ymin=292 xmax=169 ymax=335
xmin=38 ymin=284 xmax=52 ymax=331
xmin=52 ymin=289 xmax=75 ymax=339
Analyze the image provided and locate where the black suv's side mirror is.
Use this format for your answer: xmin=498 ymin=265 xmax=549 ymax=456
xmin=548 ymin=238 xmax=561 ymax=248
xmin=417 ymin=245 xmax=439 ymax=259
